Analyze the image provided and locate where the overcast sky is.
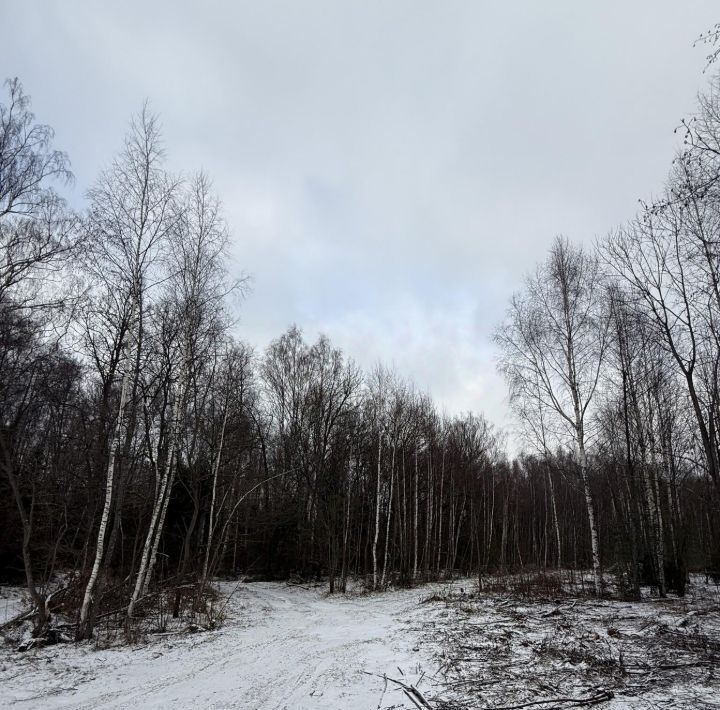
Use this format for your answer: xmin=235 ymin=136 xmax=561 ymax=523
xmin=3 ymin=1 xmax=719 ymax=442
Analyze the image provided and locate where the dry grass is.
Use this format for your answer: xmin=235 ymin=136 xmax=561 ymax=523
xmin=421 ymin=572 xmax=720 ymax=709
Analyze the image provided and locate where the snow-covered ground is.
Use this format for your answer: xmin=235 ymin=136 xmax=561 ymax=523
xmin=424 ymin=574 xmax=720 ymax=709
xmin=0 ymin=581 xmax=437 ymax=709
xmin=3 ymin=575 xmax=719 ymax=709
xmin=0 ymin=586 xmax=28 ymax=626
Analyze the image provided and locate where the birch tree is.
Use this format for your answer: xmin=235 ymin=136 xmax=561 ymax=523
xmin=496 ymin=237 xmax=609 ymax=595
xmin=128 ymin=172 xmax=234 ymax=617
xmin=78 ymin=106 xmax=178 ymax=639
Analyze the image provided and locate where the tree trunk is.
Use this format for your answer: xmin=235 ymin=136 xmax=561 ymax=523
xmin=380 ymin=441 xmax=395 ymax=588
xmin=372 ymin=432 xmax=382 ymax=590
xmin=578 ymin=443 xmax=602 ymax=595
xmin=78 ymin=366 xmax=131 ymax=640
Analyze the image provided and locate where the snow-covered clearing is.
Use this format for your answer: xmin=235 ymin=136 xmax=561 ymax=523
xmin=424 ymin=574 xmax=720 ymax=709
xmin=2 ymin=574 xmax=720 ymax=709
xmin=0 ymin=581 xmax=436 ymax=709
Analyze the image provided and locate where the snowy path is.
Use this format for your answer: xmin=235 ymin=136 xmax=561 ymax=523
xmin=0 ymin=582 xmax=438 ymax=709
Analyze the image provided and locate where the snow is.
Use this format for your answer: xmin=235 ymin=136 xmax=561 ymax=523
xmin=3 ymin=574 xmax=719 ymax=709
xmin=421 ymin=574 xmax=720 ymax=709
xmin=0 ymin=581 xmax=436 ymax=709
xmin=0 ymin=586 xmax=28 ymax=625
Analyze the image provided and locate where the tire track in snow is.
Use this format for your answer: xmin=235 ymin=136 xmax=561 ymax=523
xmin=3 ymin=582 xmax=436 ymax=710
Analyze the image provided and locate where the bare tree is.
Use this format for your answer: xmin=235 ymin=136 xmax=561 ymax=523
xmin=128 ymin=172 xmax=234 ymax=618
xmin=78 ymin=105 xmax=179 ymax=639
xmin=496 ymin=237 xmax=609 ymax=594
xmin=0 ymin=78 xmax=76 ymax=633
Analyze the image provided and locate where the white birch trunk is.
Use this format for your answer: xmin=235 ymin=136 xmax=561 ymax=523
xmin=128 ymin=382 xmax=182 ymax=618
xmin=143 ymin=460 xmax=176 ymax=595
xmin=647 ymin=445 xmax=666 ymax=596
xmin=578 ymin=444 xmax=602 ymax=595
xmin=413 ymin=445 xmax=419 ymax=580
xmin=436 ymin=444 xmax=445 ymax=574
xmin=78 ymin=366 xmax=131 ymax=638
xmin=372 ymin=432 xmax=382 ymax=590
xmin=380 ymin=441 xmax=396 ymax=588
xmin=547 ymin=467 xmax=562 ymax=568
xmin=202 ymin=405 xmax=229 ymax=582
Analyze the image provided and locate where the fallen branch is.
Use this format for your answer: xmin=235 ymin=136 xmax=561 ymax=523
xmin=0 ymin=607 xmax=36 ymax=630
xmin=540 ymin=600 xmax=577 ymax=618
xmin=491 ymin=690 xmax=614 ymax=710
xmin=363 ymin=671 xmax=432 ymax=710
xmin=627 ymin=660 xmax=714 ymax=671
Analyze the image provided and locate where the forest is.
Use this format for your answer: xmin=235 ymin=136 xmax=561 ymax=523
xmin=1 ymin=30 xmax=720 ymax=657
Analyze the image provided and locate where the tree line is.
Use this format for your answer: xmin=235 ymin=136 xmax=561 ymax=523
xmin=0 ymin=66 xmax=719 ymax=642
xmin=495 ymin=75 xmax=720 ymax=598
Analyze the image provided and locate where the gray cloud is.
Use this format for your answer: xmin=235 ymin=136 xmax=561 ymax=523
xmin=3 ymin=0 xmax=718 ymax=441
